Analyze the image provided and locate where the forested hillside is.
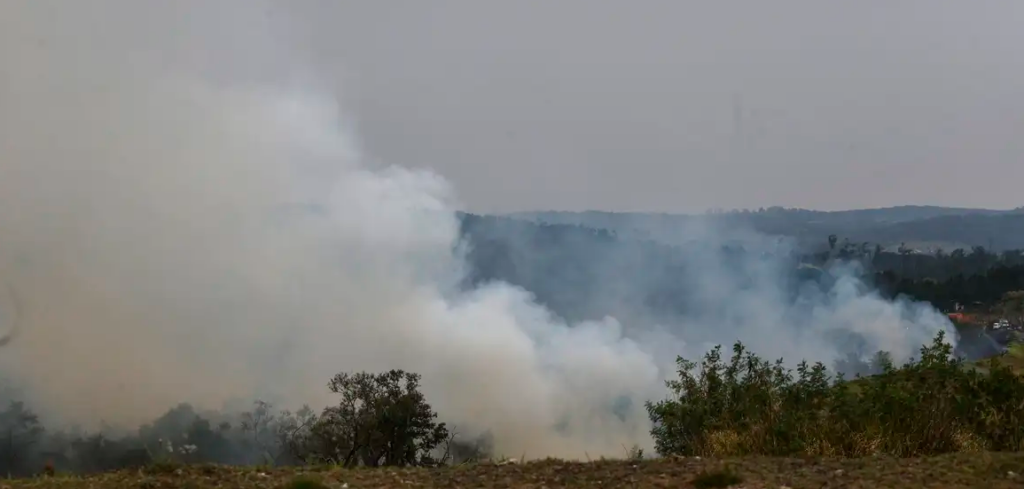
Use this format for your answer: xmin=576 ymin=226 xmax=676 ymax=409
xmin=511 ymin=206 xmax=1024 ymax=251
xmin=459 ymin=212 xmax=1024 ymax=319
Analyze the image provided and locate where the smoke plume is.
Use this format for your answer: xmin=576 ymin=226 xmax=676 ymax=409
xmin=0 ymin=1 xmax=955 ymax=458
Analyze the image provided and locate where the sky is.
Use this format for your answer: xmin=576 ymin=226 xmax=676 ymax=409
xmin=7 ymin=1 xmax=1024 ymax=213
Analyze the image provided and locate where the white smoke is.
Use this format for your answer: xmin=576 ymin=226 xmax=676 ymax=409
xmin=0 ymin=0 xmax=955 ymax=459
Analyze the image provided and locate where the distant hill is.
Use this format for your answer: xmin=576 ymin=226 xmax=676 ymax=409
xmin=508 ymin=206 xmax=1024 ymax=252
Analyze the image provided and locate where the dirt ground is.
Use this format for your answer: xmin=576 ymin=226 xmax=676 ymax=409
xmin=5 ymin=452 xmax=1023 ymax=489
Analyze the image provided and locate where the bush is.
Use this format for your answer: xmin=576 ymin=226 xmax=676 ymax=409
xmin=646 ymin=331 xmax=1024 ymax=457
xmin=692 ymin=467 xmax=744 ymax=489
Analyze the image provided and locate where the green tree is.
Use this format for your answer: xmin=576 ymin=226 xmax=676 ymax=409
xmin=304 ymin=370 xmax=448 ymax=467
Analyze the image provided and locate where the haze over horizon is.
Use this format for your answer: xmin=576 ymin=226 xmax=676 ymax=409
xmin=287 ymin=0 xmax=1024 ymax=214
xmin=502 ymin=203 xmax=1024 ymax=216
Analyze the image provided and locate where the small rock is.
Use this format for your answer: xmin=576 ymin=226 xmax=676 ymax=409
xmin=694 ymin=456 xmax=702 ymax=460
xmin=833 ymin=469 xmax=844 ymax=476
xmin=1008 ymin=471 xmax=1017 ymax=478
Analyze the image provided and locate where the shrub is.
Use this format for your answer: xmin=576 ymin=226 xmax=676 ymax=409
xmin=692 ymin=467 xmax=744 ymax=488
xmin=646 ymin=331 xmax=1024 ymax=457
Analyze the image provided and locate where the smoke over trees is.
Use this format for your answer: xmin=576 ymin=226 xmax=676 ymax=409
xmin=2 ymin=328 xmax=1022 ymax=476
xmin=0 ymin=0 xmax=999 ymax=474
xmin=0 ymin=370 xmax=454 ymax=476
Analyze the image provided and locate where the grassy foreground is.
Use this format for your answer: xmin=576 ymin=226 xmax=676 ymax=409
xmin=970 ymin=342 xmax=1024 ymax=375
xmin=9 ymin=453 xmax=1024 ymax=489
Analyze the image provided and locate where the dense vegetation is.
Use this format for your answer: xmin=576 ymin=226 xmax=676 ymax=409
xmin=878 ymin=265 xmax=1024 ymax=313
xmin=647 ymin=333 xmax=1024 ymax=457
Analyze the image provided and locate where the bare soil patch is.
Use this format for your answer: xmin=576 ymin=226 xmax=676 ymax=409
xmin=7 ymin=452 xmax=1023 ymax=489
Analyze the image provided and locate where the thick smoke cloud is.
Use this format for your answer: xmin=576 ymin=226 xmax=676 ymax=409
xmin=0 ymin=1 xmax=955 ymax=459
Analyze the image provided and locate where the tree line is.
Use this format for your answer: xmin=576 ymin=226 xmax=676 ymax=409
xmin=3 ymin=331 xmax=1023 ymax=476
xmin=0 ymin=370 xmax=489 ymax=477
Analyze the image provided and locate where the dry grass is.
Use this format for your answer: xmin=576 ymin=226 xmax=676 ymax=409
xmin=1005 ymin=343 xmax=1024 ymax=372
xmin=6 ymin=453 xmax=1024 ymax=489
xmin=966 ymin=343 xmax=1024 ymax=379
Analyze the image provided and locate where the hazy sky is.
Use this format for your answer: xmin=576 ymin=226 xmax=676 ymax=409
xmin=300 ymin=1 xmax=1024 ymax=213
xmin=8 ymin=1 xmax=1024 ymax=213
